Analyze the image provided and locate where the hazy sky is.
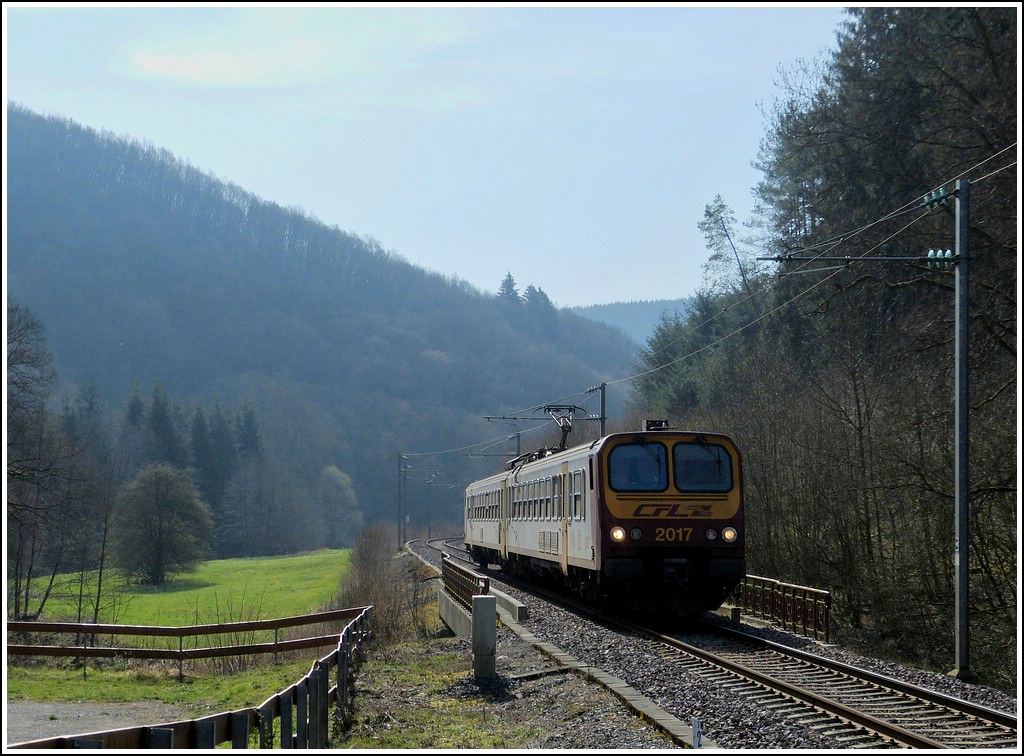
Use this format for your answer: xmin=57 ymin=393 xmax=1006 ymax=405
xmin=4 ymin=3 xmax=847 ymax=308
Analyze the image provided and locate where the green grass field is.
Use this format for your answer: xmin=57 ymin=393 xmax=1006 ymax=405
xmin=7 ymin=549 xmax=352 ymax=711
xmin=31 ymin=549 xmax=351 ymax=626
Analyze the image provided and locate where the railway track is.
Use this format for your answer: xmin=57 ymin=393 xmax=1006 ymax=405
xmin=642 ymin=620 xmax=1017 ymax=749
xmin=426 ymin=538 xmax=1017 ymax=750
xmin=684 ymin=623 xmax=1017 ymax=749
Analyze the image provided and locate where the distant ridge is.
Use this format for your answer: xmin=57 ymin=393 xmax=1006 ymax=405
xmin=6 ymin=103 xmax=639 ymax=531
xmin=569 ymin=298 xmax=692 ymax=346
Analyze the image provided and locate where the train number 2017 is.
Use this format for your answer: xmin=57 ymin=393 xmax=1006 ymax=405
xmin=655 ymin=527 xmax=693 ymax=542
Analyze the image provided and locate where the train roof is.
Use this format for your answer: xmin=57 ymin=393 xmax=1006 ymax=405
xmin=465 ymin=427 xmax=738 ymax=490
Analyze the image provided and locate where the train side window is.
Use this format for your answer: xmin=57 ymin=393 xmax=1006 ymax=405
xmin=570 ymin=469 xmax=584 ymax=520
xmin=673 ymin=441 xmax=733 ymax=492
xmin=579 ymin=469 xmax=586 ymax=520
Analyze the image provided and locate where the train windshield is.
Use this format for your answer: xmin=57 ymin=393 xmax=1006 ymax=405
xmin=673 ymin=441 xmax=733 ymax=492
xmin=608 ymin=442 xmax=669 ymax=492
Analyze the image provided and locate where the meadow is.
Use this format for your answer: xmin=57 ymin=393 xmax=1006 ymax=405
xmin=35 ymin=549 xmax=351 ymax=626
xmin=6 ymin=549 xmax=352 ymax=710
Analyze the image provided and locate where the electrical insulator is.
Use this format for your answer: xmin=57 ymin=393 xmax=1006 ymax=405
xmin=927 ymin=249 xmax=954 ymax=269
xmin=923 ymin=188 xmax=950 ymax=210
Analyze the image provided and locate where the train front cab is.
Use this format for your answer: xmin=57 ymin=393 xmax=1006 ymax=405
xmin=595 ymin=431 xmax=745 ymax=615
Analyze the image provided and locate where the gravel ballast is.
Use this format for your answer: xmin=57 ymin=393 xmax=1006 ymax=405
xmin=408 ymin=541 xmax=1018 ymax=750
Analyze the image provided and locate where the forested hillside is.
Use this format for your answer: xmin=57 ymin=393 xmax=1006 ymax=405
xmin=6 ymin=102 xmax=639 ymax=604
xmin=570 ymin=298 xmax=692 ymax=345
xmin=628 ymin=7 xmax=1016 ymax=689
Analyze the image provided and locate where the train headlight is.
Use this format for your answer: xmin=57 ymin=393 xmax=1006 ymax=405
xmin=722 ymin=527 xmax=738 ymax=543
xmin=610 ymin=526 xmax=627 ymax=542
xmin=705 ymin=528 xmax=718 ymax=541
xmin=630 ymin=528 xmax=643 ymax=541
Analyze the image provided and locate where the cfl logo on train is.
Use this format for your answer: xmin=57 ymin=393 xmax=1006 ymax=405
xmin=632 ymin=503 xmax=713 ymax=517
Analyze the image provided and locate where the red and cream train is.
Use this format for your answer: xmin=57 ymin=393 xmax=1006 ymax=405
xmin=464 ymin=422 xmax=745 ymax=615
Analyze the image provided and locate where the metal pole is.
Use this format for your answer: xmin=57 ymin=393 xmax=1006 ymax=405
xmin=397 ymin=454 xmax=405 ymax=547
xmin=588 ymin=383 xmax=607 ymax=435
xmin=951 ymin=178 xmax=976 ymax=682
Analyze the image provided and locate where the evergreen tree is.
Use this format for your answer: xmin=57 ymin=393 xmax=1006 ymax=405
xmin=523 ymin=285 xmax=558 ymax=338
xmin=498 ymin=272 xmax=521 ymax=305
xmin=207 ymin=404 xmax=240 ymax=556
xmin=124 ymin=386 xmax=144 ymax=428
xmin=236 ymin=403 xmax=263 ymax=460
xmin=148 ymin=384 xmax=186 ymax=467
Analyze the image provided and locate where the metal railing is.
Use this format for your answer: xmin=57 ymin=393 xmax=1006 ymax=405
xmin=441 ymin=552 xmax=489 ymax=613
xmin=7 ymin=607 xmax=372 ymax=749
xmin=731 ymin=574 xmax=831 ymax=643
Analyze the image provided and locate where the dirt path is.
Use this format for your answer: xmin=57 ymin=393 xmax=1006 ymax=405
xmin=6 ymin=701 xmax=191 ymax=747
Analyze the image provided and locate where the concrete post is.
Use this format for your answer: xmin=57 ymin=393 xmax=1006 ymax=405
xmin=472 ymin=594 xmax=496 ymax=678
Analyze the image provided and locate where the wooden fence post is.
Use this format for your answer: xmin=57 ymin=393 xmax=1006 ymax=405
xmin=148 ymin=727 xmax=174 ymax=749
xmin=309 ymin=669 xmax=321 ymax=748
xmin=258 ymin=705 xmax=274 ymax=749
xmin=193 ymin=719 xmax=216 ymax=748
xmin=279 ymin=692 xmax=293 ymax=749
xmin=318 ymin=659 xmax=330 ymax=746
xmin=230 ymin=711 xmax=250 ymax=749
xmin=296 ymin=683 xmax=308 ymax=749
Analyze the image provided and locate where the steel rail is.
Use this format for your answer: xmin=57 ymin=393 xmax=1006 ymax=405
xmin=633 ymin=624 xmax=950 ymax=749
xmin=707 ymin=622 xmax=1017 ymax=731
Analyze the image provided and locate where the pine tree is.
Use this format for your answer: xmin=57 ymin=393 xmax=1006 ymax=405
xmin=498 ymin=272 xmax=521 ymax=305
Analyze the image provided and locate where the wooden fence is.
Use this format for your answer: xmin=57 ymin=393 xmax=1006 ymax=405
xmin=6 ymin=606 xmax=372 ymax=749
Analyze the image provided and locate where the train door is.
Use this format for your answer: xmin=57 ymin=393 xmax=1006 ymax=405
xmin=500 ymin=480 xmax=509 ymax=561
xmin=586 ymin=455 xmax=600 ymax=570
xmin=559 ymin=463 xmax=569 ymax=576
